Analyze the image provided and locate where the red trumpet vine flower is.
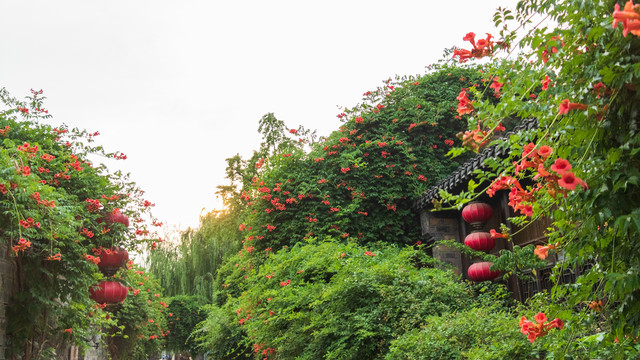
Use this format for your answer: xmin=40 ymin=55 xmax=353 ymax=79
xmin=519 ymin=313 xmax=564 ymax=343
xmin=456 ymin=89 xmax=474 ymax=116
xmin=558 ymin=99 xmax=588 ymax=115
xmin=453 ymin=32 xmax=496 ymax=62
xmin=534 ymin=243 xmax=559 ymax=260
xmin=613 ymin=1 xmax=640 ymax=37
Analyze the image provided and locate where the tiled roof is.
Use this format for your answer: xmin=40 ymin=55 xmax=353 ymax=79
xmin=414 ymin=118 xmax=538 ymax=210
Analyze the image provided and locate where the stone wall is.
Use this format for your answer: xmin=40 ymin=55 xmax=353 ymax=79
xmin=420 ymin=211 xmax=463 ymax=275
xmin=0 ymin=243 xmax=14 ymax=360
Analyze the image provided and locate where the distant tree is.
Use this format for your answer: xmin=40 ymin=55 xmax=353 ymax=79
xmin=164 ymin=295 xmax=206 ymax=356
xmin=147 ymin=210 xmax=242 ymax=302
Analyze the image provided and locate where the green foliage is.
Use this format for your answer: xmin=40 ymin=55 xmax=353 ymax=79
xmin=164 ymin=295 xmax=206 ymax=355
xmin=109 ymin=264 xmax=169 ymax=360
xmin=386 ymin=306 xmax=535 ymax=360
xmin=225 ymin=66 xmax=484 ymax=253
xmin=179 ymin=67 xmax=496 ymax=360
xmin=200 ymin=241 xmax=473 ymax=360
xmin=0 ymin=88 xmax=162 ymax=358
xmin=194 ymin=304 xmax=252 ymax=360
xmin=154 ymin=2 xmax=640 ymax=359
xmin=148 ymin=209 xmax=243 ymax=302
xmin=436 ymin=238 xmax=549 ymax=282
xmin=506 ymin=292 xmax=640 ymax=360
xmin=439 ymin=0 xmax=640 ymax=357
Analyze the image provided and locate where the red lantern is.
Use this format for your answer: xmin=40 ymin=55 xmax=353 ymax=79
xmin=109 ymin=211 xmax=130 ymax=227
xmin=464 ymin=232 xmax=495 ymax=252
xmin=89 ymin=280 xmax=128 ymax=304
xmin=98 ymin=247 xmax=129 ymax=276
xmin=97 ymin=211 xmax=130 ymax=228
xmin=467 ymin=262 xmax=500 ymax=282
xmin=462 ymin=202 xmax=493 ymax=224
xmin=107 ymin=211 xmax=130 ymax=227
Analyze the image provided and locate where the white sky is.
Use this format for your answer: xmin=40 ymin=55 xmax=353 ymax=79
xmin=1 ymin=0 xmax=518 ymax=230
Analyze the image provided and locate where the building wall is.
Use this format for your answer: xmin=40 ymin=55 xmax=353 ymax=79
xmin=0 ymin=243 xmax=14 ymax=360
xmin=0 ymin=246 xmax=116 ymax=360
xmin=420 ymin=210 xmax=463 ymax=275
xmin=82 ymin=335 xmax=109 ymax=360
xmin=512 ymin=215 xmax=551 ymax=247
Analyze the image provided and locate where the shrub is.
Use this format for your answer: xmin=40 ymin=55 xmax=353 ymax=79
xmin=386 ymin=306 xmax=535 ymax=360
xmin=194 ymin=304 xmax=252 ymax=360
xmin=201 ymin=240 xmax=473 ymax=360
xmin=165 ymin=295 xmax=207 ymax=356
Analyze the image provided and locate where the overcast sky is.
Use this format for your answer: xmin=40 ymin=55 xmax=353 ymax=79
xmin=1 ymin=0 xmax=518 ymax=230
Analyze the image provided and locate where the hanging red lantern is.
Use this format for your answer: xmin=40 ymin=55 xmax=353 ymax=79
xmin=464 ymin=232 xmax=495 ymax=252
xmin=98 ymin=247 xmax=129 ymax=277
xmin=89 ymin=280 xmax=128 ymax=304
xmin=97 ymin=210 xmax=130 ymax=228
xmin=467 ymin=262 xmax=500 ymax=282
xmin=462 ymin=202 xmax=493 ymax=224
xmin=108 ymin=211 xmax=130 ymax=227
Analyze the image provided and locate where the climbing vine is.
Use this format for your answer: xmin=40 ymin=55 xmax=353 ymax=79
xmin=0 ymin=88 xmax=165 ymax=358
xmin=437 ymin=0 xmax=640 ymax=356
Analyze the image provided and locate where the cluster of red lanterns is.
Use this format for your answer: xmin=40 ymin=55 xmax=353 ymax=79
xmin=89 ymin=211 xmax=130 ymax=304
xmin=462 ymin=202 xmax=500 ymax=282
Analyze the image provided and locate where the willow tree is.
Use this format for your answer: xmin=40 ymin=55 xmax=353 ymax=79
xmin=147 ymin=209 xmax=242 ymax=302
